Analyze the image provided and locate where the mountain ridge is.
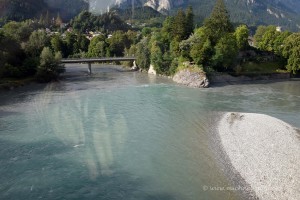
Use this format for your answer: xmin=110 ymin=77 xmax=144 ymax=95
xmin=115 ymin=0 xmax=300 ymax=31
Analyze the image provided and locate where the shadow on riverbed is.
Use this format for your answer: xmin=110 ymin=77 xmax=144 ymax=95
xmin=0 ymin=138 xmax=178 ymax=200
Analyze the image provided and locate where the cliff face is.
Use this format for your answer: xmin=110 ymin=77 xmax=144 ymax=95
xmin=115 ymin=0 xmax=187 ymax=11
xmin=144 ymin=0 xmax=187 ymax=11
xmin=144 ymin=0 xmax=171 ymax=12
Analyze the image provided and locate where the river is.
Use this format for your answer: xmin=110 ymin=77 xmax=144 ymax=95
xmin=0 ymin=64 xmax=299 ymax=200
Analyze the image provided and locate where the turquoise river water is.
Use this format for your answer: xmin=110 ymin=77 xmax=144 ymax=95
xmin=0 ymin=65 xmax=299 ymax=200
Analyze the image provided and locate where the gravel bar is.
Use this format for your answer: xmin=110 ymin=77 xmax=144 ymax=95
xmin=218 ymin=112 xmax=300 ymax=200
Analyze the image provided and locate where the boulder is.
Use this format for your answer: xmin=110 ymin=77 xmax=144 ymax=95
xmin=173 ymin=68 xmax=209 ymax=88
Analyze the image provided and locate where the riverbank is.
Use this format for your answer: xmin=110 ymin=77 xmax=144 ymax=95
xmin=0 ymin=77 xmax=35 ymax=90
xmin=209 ymin=73 xmax=290 ymax=85
xmin=218 ymin=112 xmax=300 ymax=200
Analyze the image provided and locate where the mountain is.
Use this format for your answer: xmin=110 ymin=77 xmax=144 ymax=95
xmin=44 ymin=0 xmax=89 ymax=20
xmin=0 ymin=0 xmax=88 ymax=23
xmin=115 ymin=0 xmax=300 ymax=31
xmin=1 ymin=0 xmax=300 ymax=31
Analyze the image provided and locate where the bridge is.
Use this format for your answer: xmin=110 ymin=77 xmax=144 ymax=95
xmin=61 ymin=57 xmax=136 ymax=74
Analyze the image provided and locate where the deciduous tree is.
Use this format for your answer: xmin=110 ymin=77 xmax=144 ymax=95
xmin=234 ymin=25 xmax=249 ymax=50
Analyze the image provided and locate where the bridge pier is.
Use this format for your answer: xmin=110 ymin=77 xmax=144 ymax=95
xmin=88 ymin=63 xmax=92 ymax=75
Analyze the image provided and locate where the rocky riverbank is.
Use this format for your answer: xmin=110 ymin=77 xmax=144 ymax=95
xmin=218 ymin=112 xmax=300 ymax=200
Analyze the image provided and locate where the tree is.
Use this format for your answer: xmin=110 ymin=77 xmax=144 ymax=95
xmin=51 ymin=35 xmax=67 ymax=56
xmin=107 ymin=31 xmax=130 ymax=57
xmin=282 ymin=33 xmax=300 ymax=73
xmin=0 ymin=31 xmax=25 ymax=77
xmin=55 ymin=13 xmax=63 ymax=27
xmin=150 ymin=41 xmax=164 ymax=74
xmin=204 ymin=0 xmax=233 ymax=44
xmin=212 ymin=34 xmax=238 ymax=71
xmin=254 ymin=26 xmax=267 ymax=46
xmin=273 ymin=31 xmax=291 ymax=56
xmin=2 ymin=21 xmax=34 ymax=42
xmin=234 ymin=25 xmax=249 ymax=50
xmin=286 ymin=47 xmax=300 ymax=74
xmin=282 ymin=33 xmax=300 ymax=58
xmin=87 ymin=35 xmax=108 ymax=57
xmin=161 ymin=16 xmax=174 ymax=42
xmin=24 ymin=30 xmax=49 ymax=57
xmin=65 ymin=32 xmax=77 ymax=56
xmin=76 ymin=34 xmax=90 ymax=53
xmin=72 ymin=11 xmax=93 ymax=33
xmin=45 ymin=11 xmax=50 ymax=28
xmin=172 ymin=9 xmax=187 ymax=41
xmin=39 ymin=14 xmax=45 ymax=26
xmin=190 ymin=38 xmax=213 ymax=66
xmin=253 ymin=25 xmax=291 ymax=56
xmin=256 ymin=26 xmax=279 ymax=52
xmin=36 ymin=47 xmax=65 ymax=82
xmin=185 ymin=6 xmax=194 ymax=38
xmin=135 ymin=37 xmax=151 ymax=70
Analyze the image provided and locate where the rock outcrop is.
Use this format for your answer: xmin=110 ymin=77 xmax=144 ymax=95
xmin=148 ymin=64 xmax=157 ymax=75
xmin=173 ymin=67 xmax=209 ymax=88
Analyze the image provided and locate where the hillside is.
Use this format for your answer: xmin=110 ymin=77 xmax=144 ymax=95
xmin=0 ymin=0 xmax=88 ymax=23
xmin=116 ymin=0 xmax=300 ymax=31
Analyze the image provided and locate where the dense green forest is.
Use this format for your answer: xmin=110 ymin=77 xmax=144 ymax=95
xmin=1 ymin=0 xmax=300 ymax=86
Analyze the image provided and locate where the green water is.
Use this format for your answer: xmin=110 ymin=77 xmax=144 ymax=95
xmin=0 ymin=65 xmax=299 ymax=200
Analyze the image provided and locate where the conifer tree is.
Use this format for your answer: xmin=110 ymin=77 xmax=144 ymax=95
xmin=45 ymin=11 xmax=50 ymax=28
xmin=185 ymin=6 xmax=194 ymax=38
xmin=172 ymin=9 xmax=187 ymax=41
xmin=39 ymin=14 xmax=45 ymax=26
xmin=204 ymin=0 xmax=233 ymax=44
xmin=55 ymin=13 xmax=63 ymax=27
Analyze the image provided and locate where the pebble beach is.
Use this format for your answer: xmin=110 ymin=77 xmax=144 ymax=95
xmin=218 ymin=112 xmax=300 ymax=200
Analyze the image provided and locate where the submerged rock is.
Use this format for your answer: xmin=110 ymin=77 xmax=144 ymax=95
xmin=173 ymin=68 xmax=209 ymax=88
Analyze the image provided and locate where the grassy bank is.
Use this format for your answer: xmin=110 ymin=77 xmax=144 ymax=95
xmin=237 ymin=61 xmax=287 ymax=74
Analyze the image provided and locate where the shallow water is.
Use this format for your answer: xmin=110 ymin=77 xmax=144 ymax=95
xmin=0 ymin=64 xmax=299 ymax=200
